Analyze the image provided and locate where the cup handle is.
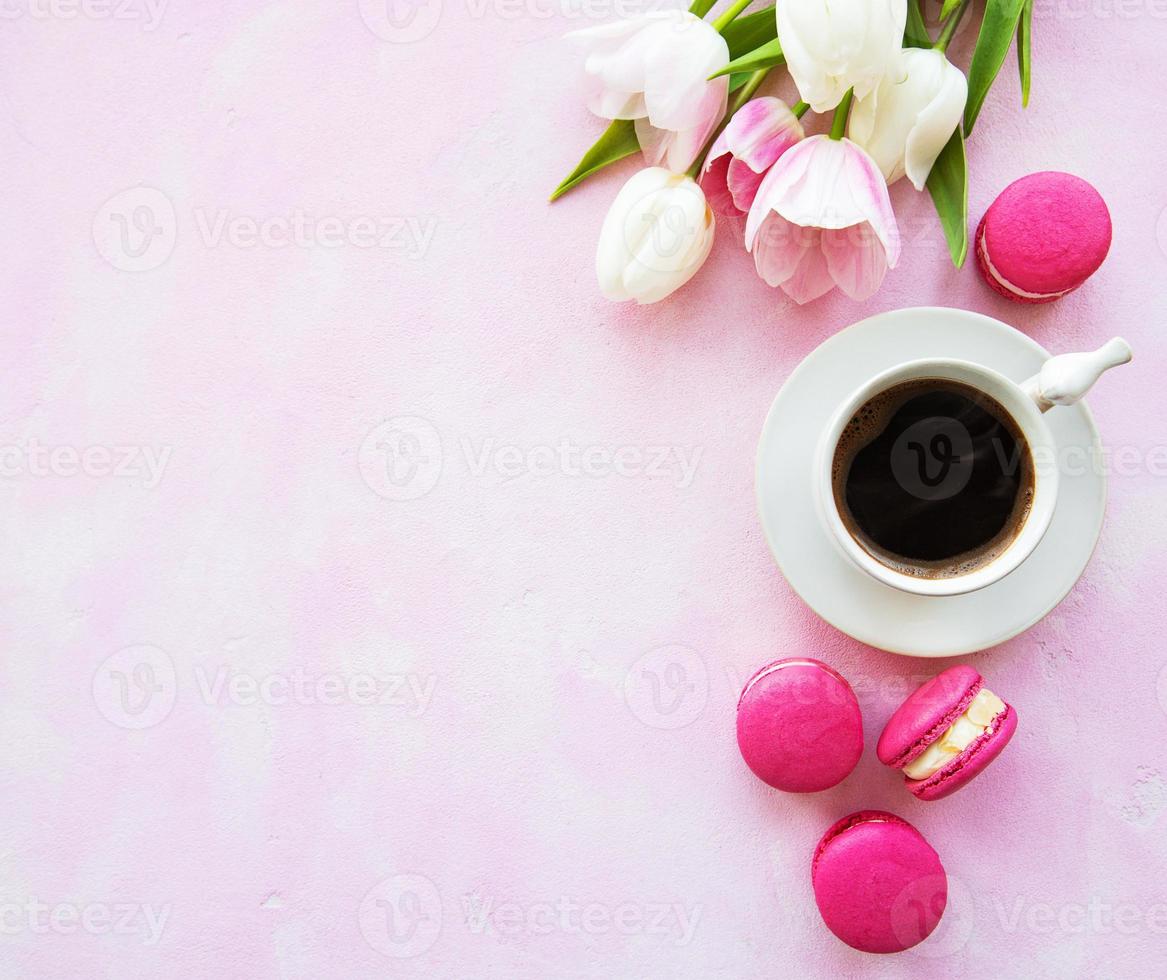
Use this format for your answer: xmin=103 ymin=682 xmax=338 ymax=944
xmin=1021 ymin=337 xmax=1133 ymax=413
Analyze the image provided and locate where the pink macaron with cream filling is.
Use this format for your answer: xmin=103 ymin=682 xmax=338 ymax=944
xmin=736 ymin=658 xmax=862 ymax=793
xmin=975 ymin=171 xmax=1111 ymax=303
xmin=812 ymin=810 xmax=947 ymax=953
xmin=878 ymin=665 xmax=1017 ymax=802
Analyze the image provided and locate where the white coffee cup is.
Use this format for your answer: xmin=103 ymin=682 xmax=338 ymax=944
xmin=816 ymin=338 xmax=1131 ymax=597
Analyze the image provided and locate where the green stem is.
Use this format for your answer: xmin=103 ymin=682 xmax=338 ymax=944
xmin=686 ymin=68 xmax=771 ymax=178
xmin=688 ymin=0 xmax=717 ymax=18
xmin=829 ymin=89 xmax=853 ymax=140
xmin=711 ymin=0 xmax=753 ymax=32
xmin=793 ymin=101 xmax=809 ymax=119
xmin=935 ymin=0 xmax=971 ymax=53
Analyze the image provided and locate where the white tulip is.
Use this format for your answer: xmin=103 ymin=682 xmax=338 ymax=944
xmin=569 ymin=11 xmax=729 ymax=172
xmin=776 ymin=0 xmax=907 ymax=113
xmin=596 ymin=168 xmax=715 ymax=304
xmin=849 ymin=47 xmax=969 ymax=190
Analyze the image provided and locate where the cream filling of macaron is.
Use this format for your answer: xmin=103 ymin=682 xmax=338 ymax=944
xmin=902 ymin=688 xmax=1007 ymax=781
xmin=979 ymin=228 xmax=1073 ymax=300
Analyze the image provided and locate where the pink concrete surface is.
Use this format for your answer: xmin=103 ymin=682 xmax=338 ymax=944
xmin=2 ymin=2 xmax=1166 ymax=977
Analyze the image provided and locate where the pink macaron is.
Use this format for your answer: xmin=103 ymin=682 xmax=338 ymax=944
xmin=877 ymin=665 xmax=1017 ymax=802
xmin=976 ymin=171 xmax=1111 ymax=303
xmin=812 ymin=811 xmax=947 ymax=953
xmin=735 ymin=658 xmax=862 ymax=793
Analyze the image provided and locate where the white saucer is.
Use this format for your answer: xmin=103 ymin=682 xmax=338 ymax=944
xmin=756 ymin=307 xmax=1106 ymax=658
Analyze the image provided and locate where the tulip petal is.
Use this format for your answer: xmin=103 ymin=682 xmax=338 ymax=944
xmin=782 ymin=243 xmax=836 ymax=305
xmin=846 ymin=48 xmax=966 ymax=189
xmin=769 ymin=138 xmax=860 ymax=231
xmin=596 ymin=167 xmax=672 ymax=300
xmin=723 ymin=97 xmax=804 ymax=174
xmin=745 ymin=137 xmax=819 ymax=249
xmin=821 ymin=225 xmax=888 ymax=300
xmin=700 ymin=153 xmax=739 ymax=216
xmin=751 ymin=213 xmax=810 ymax=286
xmin=641 ymin=19 xmax=729 ymax=131
xmin=587 ymin=87 xmax=648 ymax=121
xmin=903 ymin=63 xmax=967 ymax=190
xmin=751 ymin=214 xmax=836 ymax=304
xmin=572 ymin=13 xmax=670 ymax=106
xmin=634 ymin=117 xmax=669 ymax=168
xmin=841 ymin=139 xmax=901 ymax=267
xmin=623 ymin=209 xmax=715 ymax=303
xmin=726 ymin=158 xmax=767 ymax=213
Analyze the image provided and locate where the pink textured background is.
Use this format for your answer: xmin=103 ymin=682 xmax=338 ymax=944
xmin=3 ymin=1 xmax=1166 ymax=976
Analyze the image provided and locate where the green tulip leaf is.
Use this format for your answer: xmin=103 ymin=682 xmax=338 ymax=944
xmin=964 ymin=0 xmax=1026 ymax=134
xmin=721 ymin=6 xmax=777 ymax=59
xmin=710 ymin=37 xmax=784 ymax=79
xmin=926 ymin=126 xmax=968 ymax=268
xmin=1017 ymin=0 xmax=1033 ymax=107
xmin=904 ymin=1 xmax=931 ymax=48
xmin=549 ymin=119 xmax=639 ymax=202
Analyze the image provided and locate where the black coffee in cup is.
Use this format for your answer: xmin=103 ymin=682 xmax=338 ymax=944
xmin=831 ymin=379 xmax=1035 ymax=579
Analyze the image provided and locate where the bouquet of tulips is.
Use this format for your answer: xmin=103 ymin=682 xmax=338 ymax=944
xmin=551 ymin=0 xmax=1035 ymax=305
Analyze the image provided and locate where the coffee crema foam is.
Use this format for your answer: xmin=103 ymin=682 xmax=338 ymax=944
xmin=831 ymin=379 xmax=1035 ymax=580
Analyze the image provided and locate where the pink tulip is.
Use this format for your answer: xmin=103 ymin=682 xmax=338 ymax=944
xmin=744 ymin=135 xmax=901 ymax=304
xmin=699 ymin=97 xmax=805 ymax=216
